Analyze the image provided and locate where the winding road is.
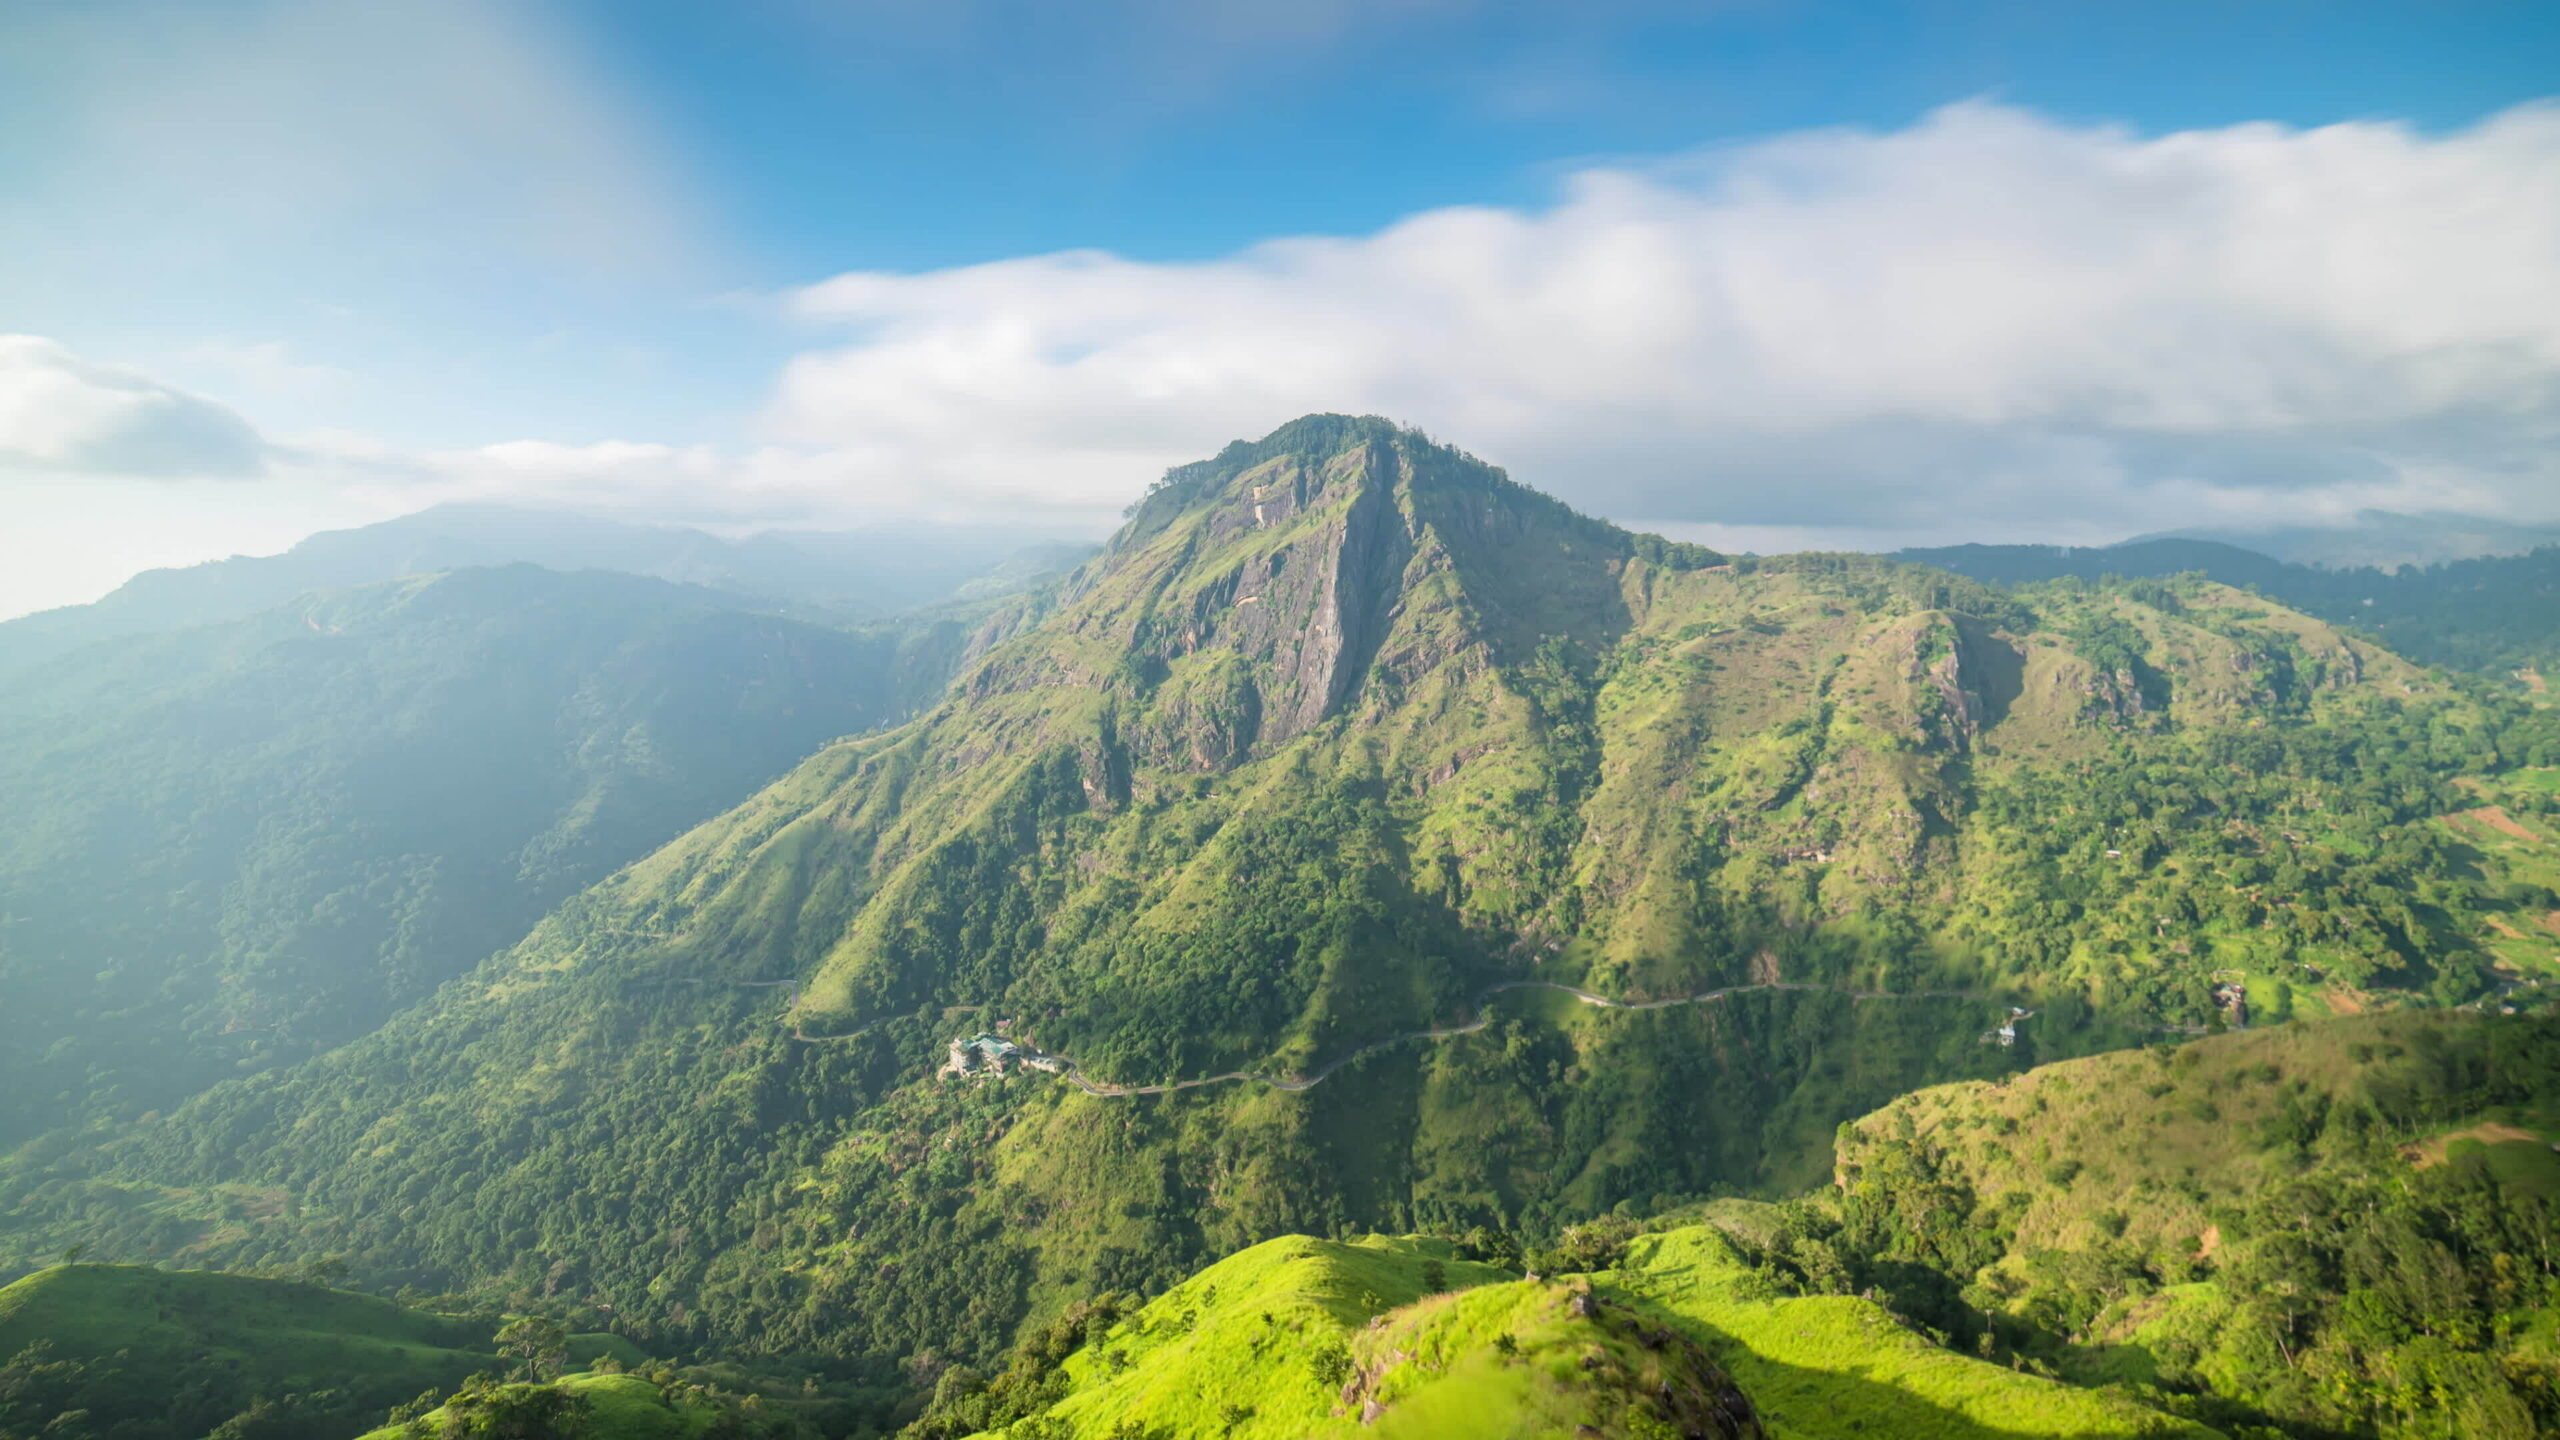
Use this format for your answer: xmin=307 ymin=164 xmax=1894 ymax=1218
xmin=705 ymin=972 xmax=2006 ymax=1096
xmin=1015 ymin=979 xmax=1997 ymax=1099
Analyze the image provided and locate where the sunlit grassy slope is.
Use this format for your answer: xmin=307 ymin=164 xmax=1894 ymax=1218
xmin=1839 ymin=1010 xmax=2555 ymax=1259
xmin=2443 ymin=768 xmax=2560 ymax=977
xmin=963 ymin=1229 xmax=2211 ymax=1440
xmin=1610 ymin=1227 xmax=2216 ymax=1440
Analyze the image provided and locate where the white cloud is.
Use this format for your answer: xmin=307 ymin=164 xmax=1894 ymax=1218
xmin=771 ymin=100 xmax=2560 ymax=546
xmin=408 ymin=439 xmax=1130 ymax=534
xmin=15 ymin=99 xmax=2560 ymax=620
xmin=0 ymin=335 xmax=268 ymax=477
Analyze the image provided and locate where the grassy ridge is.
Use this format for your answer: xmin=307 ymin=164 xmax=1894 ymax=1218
xmin=931 ymin=1228 xmax=2209 ymax=1440
xmin=1842 ymin=1011 xmax=2529 ymax=1256
xmin=1611 ymin=1227 xmax=2214 ymax=1440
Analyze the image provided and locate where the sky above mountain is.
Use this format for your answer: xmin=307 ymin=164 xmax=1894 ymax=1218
xmin=3 ymin=0 xmax=2557 ymax=619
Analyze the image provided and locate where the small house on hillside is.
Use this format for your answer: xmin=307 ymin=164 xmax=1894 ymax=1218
xmin=942 ymin=1033 xmax=1021 ymax=1076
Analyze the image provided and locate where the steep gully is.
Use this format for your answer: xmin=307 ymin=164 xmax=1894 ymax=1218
xmin=722 ymin=976 xmax=2011 ymax=1099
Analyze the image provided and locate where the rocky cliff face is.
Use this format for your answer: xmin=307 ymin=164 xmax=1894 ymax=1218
xmin=1142 ymin=438 xmax=1416 ymax=745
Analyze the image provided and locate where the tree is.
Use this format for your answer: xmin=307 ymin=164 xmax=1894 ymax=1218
xmin=493 ymin=1318 xmax=570 ymax=1383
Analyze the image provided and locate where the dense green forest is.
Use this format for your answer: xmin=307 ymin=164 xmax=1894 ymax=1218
xmin=2 ymin=418 xmax=2554 ymax=1438
xmin=0 ymin=565 xmax=987 ymax=1144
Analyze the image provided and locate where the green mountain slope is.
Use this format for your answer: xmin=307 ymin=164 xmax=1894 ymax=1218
xmin=14 ymin=416 xmax=2553 ymax=1389
xmin=1751 ymin=1010 xmax=2560 ymax=1438
xmin=0 ymin=564 xmax=975 ymax=1143
xmin=1606 ymin=1227 xmax=2213 ymax=1440
xmin=909 ymin=1227 xmax=2208 ymax=1440
xmin=925 ymin=1232 xmax=1770 ymax=1440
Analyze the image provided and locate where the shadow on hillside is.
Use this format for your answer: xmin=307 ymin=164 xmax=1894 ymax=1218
xmin=1691 ymin=1339 xmax=2194 ymax=1440
xmin=1595 ymin=1277 xmax=2210 ymax=1440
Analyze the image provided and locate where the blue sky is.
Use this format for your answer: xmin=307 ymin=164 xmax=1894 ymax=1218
xmin=2 ymin=0 xmax=2557 ymax=617
xmin=591 ymin=0 xmax=2560 ymax=273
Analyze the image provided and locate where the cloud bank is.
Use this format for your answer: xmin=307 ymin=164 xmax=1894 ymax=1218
xmin=766 ymin=100 xmax=2560 ymax=548
xmin=0 ymin=336 xmax=268 ymax=478
xmin=12 ymin=101 xmax=2560 ymax=563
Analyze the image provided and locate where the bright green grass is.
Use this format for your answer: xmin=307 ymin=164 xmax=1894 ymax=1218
xmin=1357 ymin=1278 xmax=1760 ymax=1440
xmin=968 ymin=1228 xmax=2210 ymax=1440
xmin=2504 ymin=768 xmax=2560 ymax=796
xmin=0 ymin=1263 xmax=490 ymax=1406
xmin=2447 ymin=1137 xmax=2560 ymax=1199
xmin=967 ymin=1229 xmax=1757 ymax=1439
xmin=1613 ymin=1228 xmax=2219 ymax=1440
xmin=1032 ymin=1234 xmax=1515 ymax=1439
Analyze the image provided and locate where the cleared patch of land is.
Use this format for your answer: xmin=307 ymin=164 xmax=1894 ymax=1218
xmin=2405 ymin=1120 xmax=2547 ymax=1168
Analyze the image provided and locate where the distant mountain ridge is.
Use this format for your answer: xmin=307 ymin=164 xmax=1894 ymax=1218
xmin=1898 ymin=536 xmax=2560 ymax=685
xmin=0 ymin=503 xmax=1094 ymax=678
xmin=0 ymin=563 xmax=996 ymax=1144
xmin=2133 ymin=510 xmax=2560 ymax=570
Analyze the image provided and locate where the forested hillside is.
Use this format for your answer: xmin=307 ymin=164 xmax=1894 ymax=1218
xmin=0 ymin=565 xmax=984 ymax=1144
xmin=1900 ymin=539 xmax=2560 ymax=687
xmin=5 ymin=417 xmax=2554 ymax=1428
xmin=934 ymin=1010 xmax=2558 ymax=1440
xmin=1744 ymin=1010 xmax=2560 ymax=1438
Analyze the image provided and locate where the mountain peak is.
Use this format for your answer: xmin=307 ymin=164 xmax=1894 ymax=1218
xmin=1114 ymin=413 xmax=1419 ymax=543
xmin=978 ymin=416 xmax=1725 ymax=760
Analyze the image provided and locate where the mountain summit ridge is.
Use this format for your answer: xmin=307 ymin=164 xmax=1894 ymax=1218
xmin=984 ymin=414 xmax=1721 ymax=758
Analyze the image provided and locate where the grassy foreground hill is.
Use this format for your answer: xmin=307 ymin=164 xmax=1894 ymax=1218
xmin=8 ymin=416 xmax=2555 ymax=1393
xmin=907 ymin=1228 xmax=2210 ymax=1440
